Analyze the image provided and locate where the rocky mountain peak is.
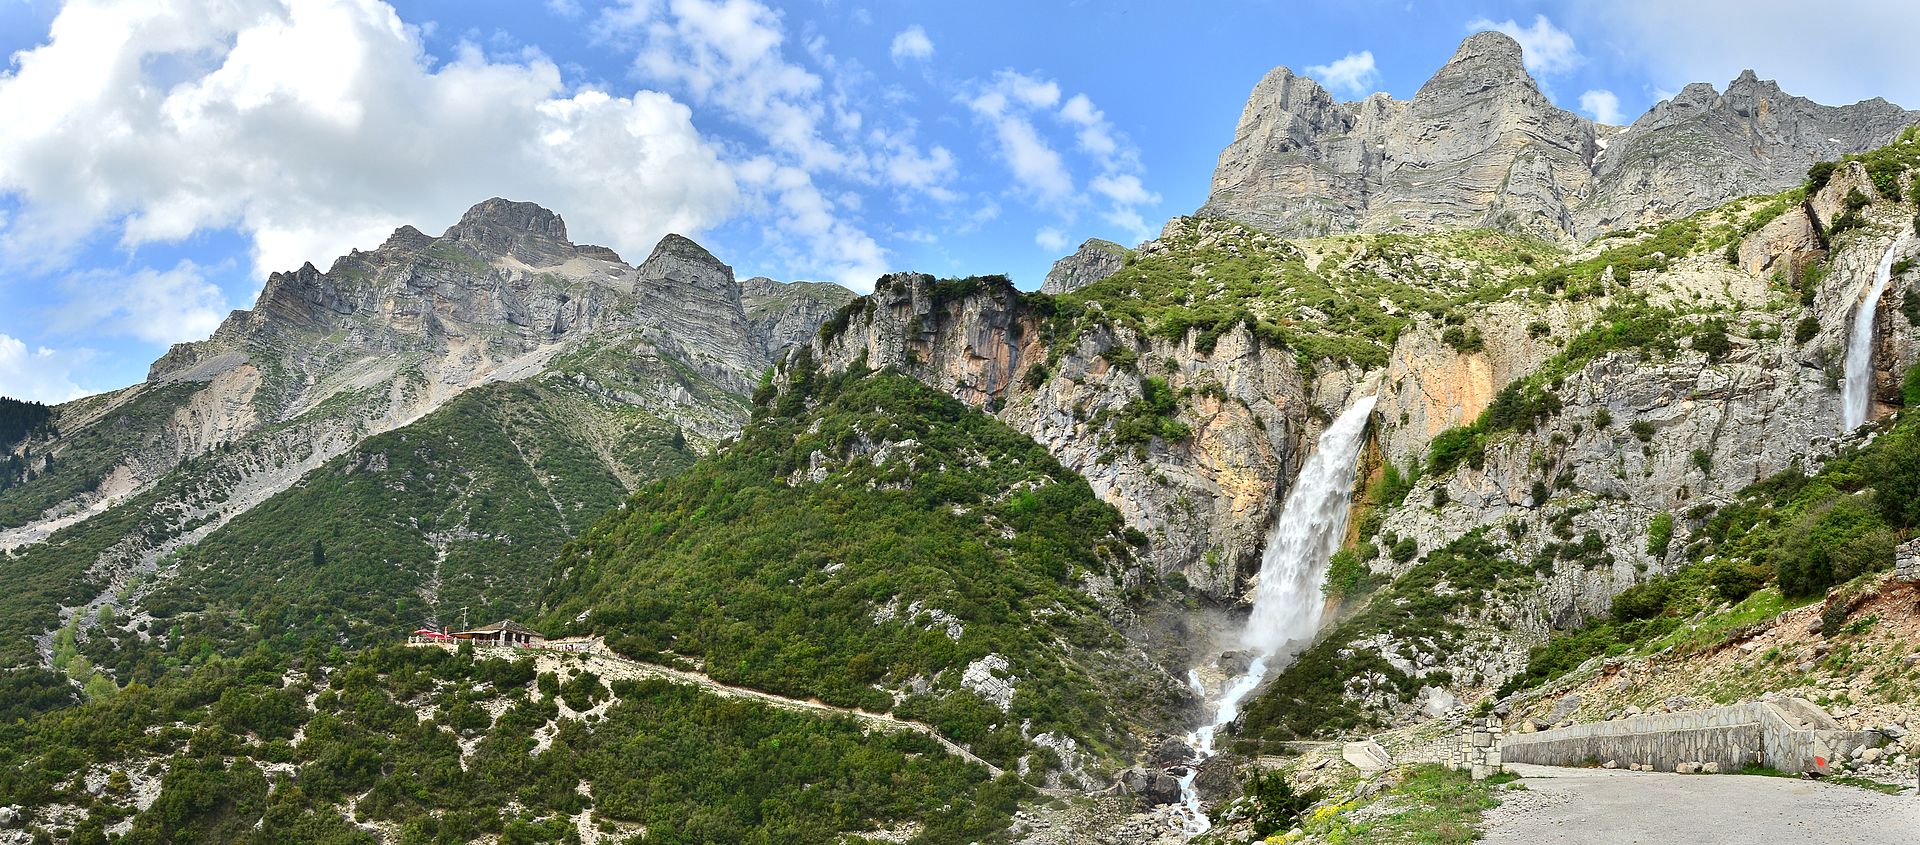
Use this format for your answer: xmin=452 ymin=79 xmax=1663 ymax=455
xmin=450 ymin=197 xmax=568 ymax=241
xmin=1202 ymin=33 xmax=1915 ymax=242
xmin=1041 ymin=238 xmax=1130 ymax=294
xmin=1430 ymin=31 xmax=1532 ymax=91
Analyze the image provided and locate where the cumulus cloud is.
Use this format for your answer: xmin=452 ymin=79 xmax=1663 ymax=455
xmin=54 ymin=260 xmax=229 ymax=346
xmin=1580 ymin=89 xmax=1624 ymax=125
xmin=1304 ymin=51 xmax=1381 ymax=97
xmin=1035 ymin=227 xmax=1069 ymax=252
xmin=600 ymin=0 xmax=974 ymax=287
xmin=0 ymin=0 xmax=739 ymax=280
xmin=1466 ymin=14 xmax=1581 ymax=75
xmin=890 ymin=25 xmax=933 ymax=62
xmin=0 ymin=335 xmax=91 ymax=403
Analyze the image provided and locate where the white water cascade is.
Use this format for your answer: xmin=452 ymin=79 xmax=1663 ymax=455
xmin=1170 ymin=394 xmax=1378 ymax=836
xmin=1843 ymin=236 xmax=1909 ymax=432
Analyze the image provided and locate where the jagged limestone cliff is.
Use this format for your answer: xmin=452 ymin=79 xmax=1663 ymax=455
xmin=1201 ymin=32 xmax=1916 ymax=242
xmin=0 ymin=199 xmax=851 ymax=672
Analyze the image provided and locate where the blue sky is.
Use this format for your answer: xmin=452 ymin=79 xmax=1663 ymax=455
xmin=2 ymin=0 xmax=1917 ymax=401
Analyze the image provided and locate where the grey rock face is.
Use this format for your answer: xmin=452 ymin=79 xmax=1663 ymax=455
xmin=1201 ymin=33 xmax=1916 ymax=242
xmin=806 ymin=269 xmax=1362 ymax=601
xmin=11 ymin=199 xmax=822 ymax=561
xmin=1040 ymin=238 xmax=1130 ymax=294
xmin=740 ymin=276 xmax=858 ymax=358
xmin=1587 ymin=75 xmax=1914 ymax=234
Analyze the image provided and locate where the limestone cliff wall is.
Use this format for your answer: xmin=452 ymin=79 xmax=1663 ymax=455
xmin=807 ymin=273 xmax=1379 ymax=600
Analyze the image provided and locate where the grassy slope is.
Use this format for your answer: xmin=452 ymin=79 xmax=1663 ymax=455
xmin=86 ymin=377 xmax=695 ymax=687
xmin=0 ymin=383 xmax=202 ymax=529
xmin=540 ymin=364 xmax=1164 ymax=770
xmin=1040 ymin=219 xmax=1559 ymax=370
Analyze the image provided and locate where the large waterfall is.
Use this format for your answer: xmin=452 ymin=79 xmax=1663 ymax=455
xmin=1171 ymin=394 xmax=1378 ymax=835
xmin=1844 ymin=237 xmax=1909 ymax=432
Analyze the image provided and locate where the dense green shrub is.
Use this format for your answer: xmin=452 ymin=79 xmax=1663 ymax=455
xmin=1775 ymin=497 xmax=1893 ymax=596
xmin=1646 ymin=512 xmax=1674 ymax=558
xmin=1796 ymin=316 xmax=1821 ymax=344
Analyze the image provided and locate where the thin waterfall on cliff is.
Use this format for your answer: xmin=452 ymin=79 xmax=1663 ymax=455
xmin=1844 ymin=236 xmax=1909 ymax=432
xmin=1171 ymin=394 xmax=1378 ymax=836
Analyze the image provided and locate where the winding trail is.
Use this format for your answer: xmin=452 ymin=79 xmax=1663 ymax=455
xmin=467 ymin=644 xmax=1010 ymax=779
xmin=1484 ymin=763 xmax=1920 ymax=845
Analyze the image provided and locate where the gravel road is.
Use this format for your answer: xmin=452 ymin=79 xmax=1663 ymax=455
xmin=1483 ymin=763 xmax=1920 ymax=844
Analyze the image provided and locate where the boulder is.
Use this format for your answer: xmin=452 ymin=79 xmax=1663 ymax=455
xmin=1118 ymin=768 xmax=1183 ymax=807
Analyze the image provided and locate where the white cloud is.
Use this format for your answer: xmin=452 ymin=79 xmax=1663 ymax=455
xmin=1579 ymin=89 xmax=1624 ymax=124
xmin=1466 ymin=14 xmax=1580 ymax=75
xmin=736 ymin=157 xmax=887 ymax=287
xmin=0 ymin=335 xmax=91 ymax=403
xmin=1035 ymin=227 xmax=1069 ymax=252
xmin=0 ymin=0 xmax=738 ymax=280
xmin=1304 ymin=51 xmax=1380 ymax=97
xmin=889 ymin=25 xmax=933 ymax=62
xmin=546 ymin=0 xmax=583 ymax=17
xmin=599 ymin=0 xmax=927 ymax=288
xmin=54 ymin=260 xmax=228 ymax=345
xmin=877 ymin=133 xmax=959 ymax=202
xmin=964 ymin=70 xmax=1159 ymax=245
xmin=967 ymin=73 xmax=1076 ymax=205
xmin=1568 ymin=1 xmax=1920 ymax=110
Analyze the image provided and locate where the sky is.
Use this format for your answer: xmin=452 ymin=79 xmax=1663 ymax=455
xmin=1 ymin=0 xmax=1917 ymax=401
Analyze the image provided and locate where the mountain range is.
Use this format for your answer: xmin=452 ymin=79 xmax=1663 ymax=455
xmin=1 ymin=30 xmax=1918 ymax=845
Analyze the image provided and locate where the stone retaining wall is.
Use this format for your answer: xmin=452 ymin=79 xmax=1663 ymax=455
xmin=1502 ymin=700 xmax=1880 ymax=773
xmin=1897 ymin=537 xmax=1920 ymax=582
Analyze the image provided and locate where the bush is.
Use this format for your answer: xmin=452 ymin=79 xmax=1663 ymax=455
xmin=1691 ymin=449 xmax=1713 ymax=476
xmin=1795 ymin=316 xmax=1820 ymax=344
xmin=1243 ymin=770 xmax=1318 ymax=838
xmin=1808 ymin=160 xmax=1839 ymax=192
xmin=1630 ymin=420 xmax=1655 ymax=442
xmin=1611 ymin=579 xmax=1672 ymax=622
xmin=1873 ymin=425 xmax=1920 ymax=529
xmin=1322 ymin=549 xmax=1374 ymax=602
xmin=1428 ymin=426 xmax=1485 ymax=475
xmin=1646 ymin=512 xmax=1674 ymax=558
xmin=1776 ymin=497 xmax=1893 ymax=596
xmin=1390 ymin=536 xmax=1419 ymax=564
xmin=1592 ymin=408 xmax=1612 ymax=429
xmin=1442 ymin=325 xmax=1485 ymax=353
xmin=1692 ymin=320 xmax=1731 ymax=362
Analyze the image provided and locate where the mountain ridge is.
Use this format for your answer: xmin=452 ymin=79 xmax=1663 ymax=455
xmin=1199 ymin=31 xmax=1918 ymax=242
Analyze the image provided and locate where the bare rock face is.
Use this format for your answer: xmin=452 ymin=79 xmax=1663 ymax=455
xmin=1041 ymin=239 xmax=1130 ymax=294
xmin=1202 ymin=32 xmax=1916 ymax=242
xmin=1370 ymin=32 xmax=1594 ymax=240
xmin=1587 ymin=74 xmax=1914 ymax=234
xmin=807 ymin=272 xmax=1346 ymax=601
xmin=739 ymin=276 xmax=858 ymax=358
xmin=9 ymin=199 xmax=795 ymax=552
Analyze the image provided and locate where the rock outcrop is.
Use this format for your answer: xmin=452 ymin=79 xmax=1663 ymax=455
xmin=806 ymin=272 xmax=1340 ymax=600
xmin=1201 ymin=32 xmax=1916 ymax=242
xmin=740 ymin=276 xmax=859 ymax=358
xmin=1041 ymin=239 xmax=1130 ymax=294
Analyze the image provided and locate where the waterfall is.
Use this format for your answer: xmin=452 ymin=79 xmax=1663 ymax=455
xmin=1170 ymin=394 xmax=1378 ymax=836
xmin=1844 ymin=237 xmax=1909 ymax=432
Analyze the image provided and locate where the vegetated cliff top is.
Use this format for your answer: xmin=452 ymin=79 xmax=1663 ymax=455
xmin=539 ymin=362 xmax=1181 ymax=773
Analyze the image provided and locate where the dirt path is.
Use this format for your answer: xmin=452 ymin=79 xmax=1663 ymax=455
xmin=503 ymin=646 xmax=1009 ymax=779
xmin=1484 ymin=763 xmax=1920 ymax=845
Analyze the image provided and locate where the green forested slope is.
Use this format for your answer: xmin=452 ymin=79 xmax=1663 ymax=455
xmin=87 ymin=378 xmax=696 ymax=686
xmin=541 ymin=361 xmax=1169 ymax=770
xmin=0 ymin=644 xmax=1019 ymax=845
